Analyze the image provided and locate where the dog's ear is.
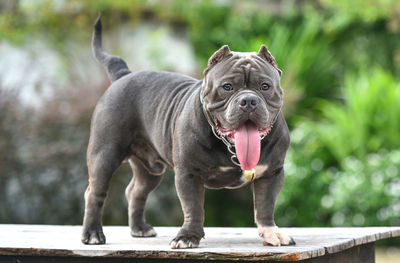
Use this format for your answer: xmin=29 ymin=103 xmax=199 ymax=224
xmin=257 ymin=45 xmax=282 ymax=76
xmin=204 ymin=45 xmax=232 ymax=75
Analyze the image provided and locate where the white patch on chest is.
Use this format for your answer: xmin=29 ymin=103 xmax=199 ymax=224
xmin=219 ymin=165 xmax=268 ymax=174
xmin=254 ymin=164 xmax=269 ymax=179
xmin=217 ymin=164 xmax=269 ymax=185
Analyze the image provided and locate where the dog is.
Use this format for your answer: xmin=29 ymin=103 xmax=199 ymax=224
xmin=81 ymin=16 xmax=294 ymax=249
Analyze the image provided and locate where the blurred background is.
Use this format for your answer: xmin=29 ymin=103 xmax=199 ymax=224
xmin=0 ymin=0 xmax=399 ymax=261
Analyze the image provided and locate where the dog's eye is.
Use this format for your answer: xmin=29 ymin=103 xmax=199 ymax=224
xmin=222 ymin=83 xmax=233 ymax=91
xmin=261 ymin=83 xmax=270 ymax=91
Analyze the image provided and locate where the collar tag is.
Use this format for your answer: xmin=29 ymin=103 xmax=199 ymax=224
xmin=243 ymin=168 xmax=256 ymax=181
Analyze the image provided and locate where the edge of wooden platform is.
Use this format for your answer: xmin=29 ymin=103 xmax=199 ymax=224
xmin=0 ymin=225 xmax=399 ymax=261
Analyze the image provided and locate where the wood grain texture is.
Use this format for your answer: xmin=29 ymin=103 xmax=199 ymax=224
xmin=0 ymin=225 xmax=398 ymax=261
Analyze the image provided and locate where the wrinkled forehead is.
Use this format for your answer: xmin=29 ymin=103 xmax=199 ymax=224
xmin=210 ymin=52 xmax=280 ymax=82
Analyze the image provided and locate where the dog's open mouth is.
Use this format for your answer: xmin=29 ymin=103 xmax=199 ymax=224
xmin=215 ymin=120 xmax=273 ymax=170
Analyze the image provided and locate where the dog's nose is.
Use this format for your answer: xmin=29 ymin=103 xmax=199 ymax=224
xmin=238 ymin=95 xmax=259 ymax=112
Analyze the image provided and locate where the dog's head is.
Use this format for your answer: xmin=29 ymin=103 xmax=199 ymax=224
xmin=201 ymin=45 xmax=283 ymax=170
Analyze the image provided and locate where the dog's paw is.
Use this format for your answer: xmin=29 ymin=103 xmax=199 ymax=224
xmin=258 ymin=226 xmax=295 ymax=247
xmin=131 ymin=224 xmax=157 ymax=237
xmin=170 ymin=228 xmax=203 ymax=249
xmin=81 ymin=228 xmax=106 ymax=245
xmin=170 ymin=236 xmax=200 ymax=249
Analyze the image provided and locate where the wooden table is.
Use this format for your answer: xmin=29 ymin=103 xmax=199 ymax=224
xmin=0 ymin=225 xmax=399 ymax=262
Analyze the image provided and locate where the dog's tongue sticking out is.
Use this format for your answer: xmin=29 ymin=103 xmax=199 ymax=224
xmin=234 ymin=122 xmax=260 ymax=170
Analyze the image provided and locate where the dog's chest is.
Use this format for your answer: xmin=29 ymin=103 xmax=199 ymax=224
xmin=202 ymin=164 xmax=270 ymax=189
xmin=202 ymin=166 xmax=245 ymax=189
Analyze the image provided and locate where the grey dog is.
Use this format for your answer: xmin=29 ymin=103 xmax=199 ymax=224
xmin=81 ymin=16 xmax=294 ymax=248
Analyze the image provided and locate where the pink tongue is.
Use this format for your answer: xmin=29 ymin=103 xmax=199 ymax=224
xmin=234 ymin=122 xmax=261 ymax=170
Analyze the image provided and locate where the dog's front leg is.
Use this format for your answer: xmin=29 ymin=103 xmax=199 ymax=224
xmin=170 ymin=171 xmax=205 ymax=249
xmin=253 ymin=167 xmax=295 ymax=246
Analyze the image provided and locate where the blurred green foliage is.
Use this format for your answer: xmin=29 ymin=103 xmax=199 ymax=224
xmin=314 ymin=68 xmax=400 ymax=161
xmin=0 ymin=0 xmax=400 ymax=239
xmin=279 ymin=68 xmax=400 ymax=228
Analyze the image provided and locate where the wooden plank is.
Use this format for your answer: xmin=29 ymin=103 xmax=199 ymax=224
xmin=299 ymin=243 xmax=375 ymax=263
xmin=0 ymin=225 xmax=398 ymax=261
xmin=0 ymin=244 xmax=377 ymax=263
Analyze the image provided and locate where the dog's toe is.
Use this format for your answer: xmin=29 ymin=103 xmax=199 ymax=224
xmin=131 ymin=225 xmax=157 ymax=237
xmin=170 ymin=240 xmax=178 ymax=249
xmin=170 ymin=237 xmax=199 ymax=249
xmin=276 ymin=232 xmax=294 ymax=246
xmin=82 ymin=229 xmax=106 ymax=245
xmin=262 ymin=236 xmax=281 ymax=247
xmin=258 ymin=226 xmax=295 ymax=247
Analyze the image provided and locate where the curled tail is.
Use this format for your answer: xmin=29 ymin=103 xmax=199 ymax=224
xmin=92 ymin=15 xmax=131 ymax=82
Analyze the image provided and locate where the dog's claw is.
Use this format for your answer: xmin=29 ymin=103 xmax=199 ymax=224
xmin=289 ymin=236 xmax=296 ymax=245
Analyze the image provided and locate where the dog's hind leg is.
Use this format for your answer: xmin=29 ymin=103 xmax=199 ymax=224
xmin=81 ymin=143 xmax=126 ymax=245
xmin=125 ymin=157 xmax=163 ymax=237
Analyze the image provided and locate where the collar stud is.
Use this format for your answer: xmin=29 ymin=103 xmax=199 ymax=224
xmin=243 ymin=168 xmax=256 ymax=181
